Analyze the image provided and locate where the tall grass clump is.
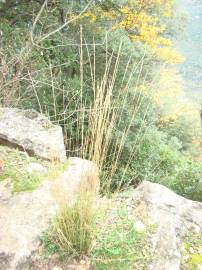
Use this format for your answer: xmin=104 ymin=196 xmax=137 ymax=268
xmin=1 ymin=21 xmax=201 ymax=199
xmin=8 ymin=35 xmax=156 ymax=193
xmin=49 ymin=194 xmax=96 ymax=257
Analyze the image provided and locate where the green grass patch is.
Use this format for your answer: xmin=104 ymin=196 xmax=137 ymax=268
xmin=91 ymin=202 xmax=152 ymax=270
xmin=0 ymin=145 xmax=68 ymax=192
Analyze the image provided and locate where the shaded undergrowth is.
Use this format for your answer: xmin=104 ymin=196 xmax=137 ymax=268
xmin=0 ymin=145 xmax=68 ymax=192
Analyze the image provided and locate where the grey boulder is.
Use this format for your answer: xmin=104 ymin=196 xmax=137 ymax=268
xmin=0 ymin=108 xmax=66 ymax=162
xmin=131 ymin=181 xmax=202 ymax=270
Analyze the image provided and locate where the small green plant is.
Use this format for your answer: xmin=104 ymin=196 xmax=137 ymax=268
xmin=41 ymin=231 xmax=59 ymax=256
xmin=182 ymin=232 xmax=202 ymax=270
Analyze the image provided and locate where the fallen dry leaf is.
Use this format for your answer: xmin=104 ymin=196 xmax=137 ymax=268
xmin=0 ymin=159 xmax=5 ymax=172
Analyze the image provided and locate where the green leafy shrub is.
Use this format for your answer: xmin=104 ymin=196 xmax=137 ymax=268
xmin=110 ymin=127 xmax=202 ymax=201
xmin=159 ymin=115 xmax=199 ymax=152
xmin=168 ymin=159 xmax=202 ymax=201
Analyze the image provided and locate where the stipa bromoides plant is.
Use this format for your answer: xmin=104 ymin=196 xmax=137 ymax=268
xmin=75 ymin=42 xmax=157 ymax=193
xmin=48 ymin=192 xmax=97 ymax=257
xmin=0 ymin=17 xmax=160 ymax=194
xmin=11 ymin=39 xmax=157 ymax=194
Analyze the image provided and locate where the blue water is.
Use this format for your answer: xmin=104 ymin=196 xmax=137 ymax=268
xmin=176 ymin=0 xmax=202 ymax=102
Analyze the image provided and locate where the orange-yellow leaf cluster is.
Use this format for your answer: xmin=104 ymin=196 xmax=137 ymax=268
xmin=82 ymin=0 xmax=184 ymax=64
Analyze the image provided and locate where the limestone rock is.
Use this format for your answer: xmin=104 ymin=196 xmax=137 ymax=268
xmin=0 ymin=157 xmax=98 ymax=270
xmin=0 ymin=108 xmax=66 ymax=162
xmin=27 ymin=162 xmax=48 ymax=174
xmin=130 ymin=181 xmax=202 ymax=270
xmin=133 ymin=220 xmax=146 ymax=232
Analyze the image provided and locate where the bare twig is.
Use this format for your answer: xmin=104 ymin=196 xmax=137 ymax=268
xmin=36 ymin=0 xmax=94 ymax=43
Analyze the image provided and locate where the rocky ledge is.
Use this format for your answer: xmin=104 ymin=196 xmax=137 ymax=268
xmin=121 ymin=181 xmax=202 ymax=270
xmin=0 ymin=108 xmax=66 ymax=163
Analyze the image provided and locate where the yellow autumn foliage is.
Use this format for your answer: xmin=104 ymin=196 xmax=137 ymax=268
xmin=154 ymin=67 xmax=184 ymax=104
xmin=82 ymin=11 xmax=97 ymax=23
xmin=82 ymin=0 xmax=185 ymax=64
xmin=154 ymin=67 xmax=200 ymax=125
xmin=155 ymin=47 xmax=185 ymax=64
xmin=82 ymin=0 xmax=184 ymax=64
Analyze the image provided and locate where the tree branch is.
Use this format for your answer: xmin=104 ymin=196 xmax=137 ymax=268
xmin=36 ymin=0 xmax=94 ymax=43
